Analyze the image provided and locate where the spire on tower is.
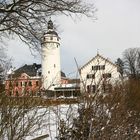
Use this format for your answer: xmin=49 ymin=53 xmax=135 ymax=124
xmin=97 ymin=49 xmax=99 ymax=55
xmin=48 ymin=19 xmax=54 ymax=30
xmin=45 ymin=18 xmax=58 ymax=36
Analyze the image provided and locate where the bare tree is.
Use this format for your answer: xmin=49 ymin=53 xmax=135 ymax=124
xmin=123 ymin=48 xmax=140 ymax=79
xmin=0 ymin=47 xmax=9 ymax=90
xmin=55 ymin=56 xmax=140 ymax=139
xmin=0 ymin=0 xmax=96 ymax=50
xmin=0 ymin=46 xmax=12 ymax=91
xmin=0 ymin=95 xmax=49 ymax=140
xmin=115 ymin=58 xmax=124 ymax=77
xmin=56 ymin=80 xmax=140 ymax=140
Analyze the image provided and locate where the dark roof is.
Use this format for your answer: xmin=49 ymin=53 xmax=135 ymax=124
xmin=61 ymin=71 xmax=66 ymax=77
xmin=45 ymin=20 xmax=58 ymax=36
xmin=12 ymin=63 xmax=41 ymax=78
xmin=46 ymin=30 xmax=58 ymax=36
xmin=11 ymin=63 xmax=66 ymax=78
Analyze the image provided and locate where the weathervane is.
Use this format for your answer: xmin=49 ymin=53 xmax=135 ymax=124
xmin=97 ymin=49 xmax=99 ymax=55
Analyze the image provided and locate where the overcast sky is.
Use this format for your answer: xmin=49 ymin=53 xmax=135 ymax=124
xmin=7 ymin=0 xmax=140 ymax=77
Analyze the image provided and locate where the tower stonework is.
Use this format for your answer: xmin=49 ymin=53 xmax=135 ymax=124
xmin=42 ymin=20 xmax=61 ymax=90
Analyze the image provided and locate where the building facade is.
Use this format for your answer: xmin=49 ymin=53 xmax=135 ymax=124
xmin=5 ymin=63 xmax=42 ymax=96
xmin=80 ymin=54 xmax=120 ymax=94
xmin=5 ymin=63 xmax=67 ymax=96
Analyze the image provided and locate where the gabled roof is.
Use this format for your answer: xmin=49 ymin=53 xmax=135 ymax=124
xmin=12 ymin=63 xmax=41 ymax=78
xmin=10 ymin=63 xmax=66 ymax=78
xmin=80 ymin=53 xmax=117 ymax=71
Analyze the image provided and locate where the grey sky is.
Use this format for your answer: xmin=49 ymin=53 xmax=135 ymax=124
xmin=7 ymin=0 xmax=140 ymax=77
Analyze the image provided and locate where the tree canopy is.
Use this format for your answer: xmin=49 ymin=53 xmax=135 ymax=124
xmin=0 ymin=0 xmax=96 ymax=50
xmin=123 ymin=48 xmax=140 ymax=79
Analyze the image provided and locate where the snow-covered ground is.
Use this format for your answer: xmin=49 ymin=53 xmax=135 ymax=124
xmin=25 ymin=104 xmax=78 ymax=140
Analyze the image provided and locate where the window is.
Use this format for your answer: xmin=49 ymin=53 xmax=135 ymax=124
xmin=38 ymin=72 xmax=41 ymax=76
xmin=30 ymin=91 xmax=33 ymax=96
xmin=48 ymin=71 xmax=50 ymax=74
xmin=54 ymin=64 xmax=56 ymax=68
xmin=16 ymin=82 xmax=18 ymax=87
xmin=9 ymin=91 xmax=12 ymax=96
xmin=102 ymin=84 xmax=112 ymax=93
xmin=103 ymin=73 xmax=111 ymax=78
xmin=87 ymin=85 xmax=96 ymax=93
xmin=50 ymin=36 xmax=53 ymax=40
xmin=9 ymin=82 xmax=12 ymax=87
xmin=92 ymin=65 xmax=105 ymax=71
xmin=24 ymin=82 xmax=27 ymax=86
xmin=36 ymin=81 xmax=39 ymax=86
xmin=92 ymin=65 xmax=100 ymax=70
xmin=87 ymin=74 xmax=95 ymax=79
xmin=20 ymin=82 xmax=22 ymax=86
xmin=16 ymin=91 xmax=19 ymax=96
xmin=29 ymin=81 xmax=32 ymax=86
xmin=100 ymin=65 xmax=105 ymax=70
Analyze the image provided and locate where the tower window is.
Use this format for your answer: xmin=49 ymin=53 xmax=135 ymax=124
xmin=54 ymin=64 xmax=56 ymax=68
xmin=38 ymin=72 xmax=41 ymax=76
xmin=50 ymin=37 xmax=53 ymax=40
xmin=48 ymin=71 xmax=50 ymax=74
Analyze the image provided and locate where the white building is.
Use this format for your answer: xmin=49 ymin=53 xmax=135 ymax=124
xmin=41 ymin=20 xmax=61 ymax=90
xmin=80 ymin=53 xmax=120 ymax=94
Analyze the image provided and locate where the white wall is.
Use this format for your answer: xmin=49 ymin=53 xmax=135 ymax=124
xmin=42 ymin=33 xmax=61 ymax=90
xmin=80 ymin=55 xmax=120 ymax=93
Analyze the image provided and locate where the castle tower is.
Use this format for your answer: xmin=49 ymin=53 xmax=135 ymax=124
xmin=41 ymin=20 xmax=61 ymax=90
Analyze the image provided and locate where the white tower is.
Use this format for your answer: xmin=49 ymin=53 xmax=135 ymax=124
xmin=42 ymin=20 xmax=61 ymax=90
